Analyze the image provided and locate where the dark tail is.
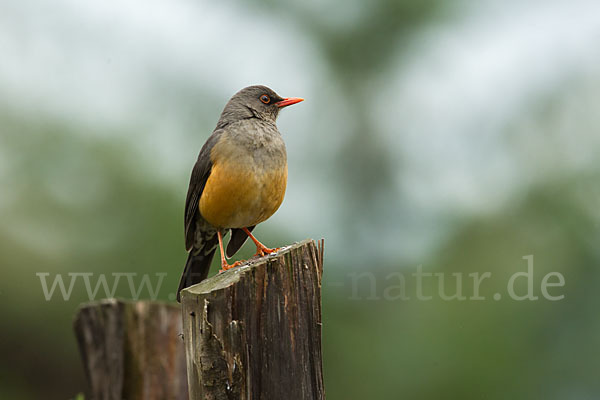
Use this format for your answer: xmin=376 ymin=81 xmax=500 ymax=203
xmin=177 ymin=248 xmax=216 ymax=302
xmin=226 ymin=226 xmax=255 ymax=257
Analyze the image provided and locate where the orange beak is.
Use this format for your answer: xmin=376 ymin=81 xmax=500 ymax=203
xmin=275 ymin=97 xmax=304 ymax=108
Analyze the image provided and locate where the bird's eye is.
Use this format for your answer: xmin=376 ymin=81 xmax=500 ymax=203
xmin=260 ymin=94 xmax=270 ymax=104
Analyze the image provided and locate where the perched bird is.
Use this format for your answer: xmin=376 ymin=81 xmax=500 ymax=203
xmin=177 ymin=85 xmax=303 ymax=301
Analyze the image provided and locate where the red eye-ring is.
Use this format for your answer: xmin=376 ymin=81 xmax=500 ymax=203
xmin=260 ymin=94 xmax=270 ymax=104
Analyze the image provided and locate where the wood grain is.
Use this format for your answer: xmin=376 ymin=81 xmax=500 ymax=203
xmin=73 ymin=299 xmax=188 ymax=400
xmin=180 ymin=239 xmax=325 ymax=400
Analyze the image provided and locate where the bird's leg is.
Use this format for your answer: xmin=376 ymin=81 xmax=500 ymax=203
xmin=218 ymin=231 xmax=243 ymax=272
xmin=243 ymin=227 xmax=280 ymax=257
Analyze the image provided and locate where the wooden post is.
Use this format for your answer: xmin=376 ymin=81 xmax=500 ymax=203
xmin=73 ymin=299 xmax=188 ymax=400
xmin=180 ymin=239 xmax=325 ymax=400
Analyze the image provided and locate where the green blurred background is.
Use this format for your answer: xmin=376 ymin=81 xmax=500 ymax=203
xmin=2 ymin=0 xmax=600 ymax=398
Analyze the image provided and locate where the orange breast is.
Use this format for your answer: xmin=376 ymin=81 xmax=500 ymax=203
xmin=199 ymin=159 xmax=287 ymax=229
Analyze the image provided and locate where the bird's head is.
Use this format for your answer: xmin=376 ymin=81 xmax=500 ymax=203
xmin=218 ymin=85 xmax=303 ymax=126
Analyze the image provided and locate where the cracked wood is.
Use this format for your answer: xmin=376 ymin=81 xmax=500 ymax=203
xmin=180 ymin=239 xmax=325 ymax=400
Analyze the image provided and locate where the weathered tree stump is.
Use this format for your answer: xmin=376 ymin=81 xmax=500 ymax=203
xmin=73 ymin=299 xmax=188 ymax=400
xmin=180 ymin=239 xmax=325 ymax=400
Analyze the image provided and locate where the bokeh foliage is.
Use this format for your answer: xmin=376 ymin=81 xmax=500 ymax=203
xmin=1 ymin=0 xmax=599 ymax=399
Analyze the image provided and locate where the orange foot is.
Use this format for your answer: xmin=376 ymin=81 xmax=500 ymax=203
xmin=243 ymin=227 xmax=280 ymax=258
xmin=219 ymin=260 xmax=244 ymax=273
xmin=254 ymin=244 xmax=280 ymax=258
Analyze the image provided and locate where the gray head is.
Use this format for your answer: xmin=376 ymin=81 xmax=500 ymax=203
xmin=217 ymin=85 xmax=303 ymax=127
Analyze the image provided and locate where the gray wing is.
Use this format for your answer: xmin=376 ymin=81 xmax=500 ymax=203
xmin=184 ymin=129 xmax=224 ymax=250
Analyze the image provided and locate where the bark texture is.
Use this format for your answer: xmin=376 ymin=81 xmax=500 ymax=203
xmin=180 ymin=239 xmax=325 ymax=400
xmin=73 ymin=299 xmax=188 ymax=400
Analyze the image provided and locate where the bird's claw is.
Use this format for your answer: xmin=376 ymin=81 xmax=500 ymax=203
xmin=219 ymin=260 xmax=244 ymax=273
xmin=254 ymin=245 xmax=280 ymax=258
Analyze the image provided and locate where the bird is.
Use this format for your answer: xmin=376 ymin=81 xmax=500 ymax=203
xmin=177 ymin=85 xmax=303 ymax=301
